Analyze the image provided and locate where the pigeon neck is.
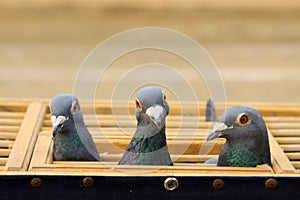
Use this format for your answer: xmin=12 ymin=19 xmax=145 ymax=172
xmin=128 ymin=126 xmax=167 ymax=153
xmin=219 ymin=142 xmax=265 ymax=167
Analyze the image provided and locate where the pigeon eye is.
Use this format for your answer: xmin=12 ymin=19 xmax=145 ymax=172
xmin=135 ymin=98 xmax=143 ymax=110
xmin=161 ymin=90 xmax=167 ymax=102
xmin=163 ymin=94 xmax=167 ymax=102
xmin=236 ymin=113 xmax=250 ymax=125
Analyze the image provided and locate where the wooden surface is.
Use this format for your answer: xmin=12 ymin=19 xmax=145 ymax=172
xmin=0 ymin=100 xmax=298 ymax=176
xmin=5 ymin=101 xmax=47 ymax=171
xmin=29 ymin=100 xmax=300 ymax=176
xmin=0 ymin=101 xmax=27 ymax=171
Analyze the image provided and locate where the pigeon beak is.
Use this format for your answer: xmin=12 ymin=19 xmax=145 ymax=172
xmin=51 ymin=115 xmax=67 ymax=136
xmin=207 ymin=122 xmax=233 ymax=141
xmin=52 ymin=124 xmax=61 ymax=137
xmin=145 ymin=105 xmax=165 ymax=129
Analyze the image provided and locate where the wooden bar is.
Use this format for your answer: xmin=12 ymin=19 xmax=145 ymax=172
xmin=285 ymin=152 xmax=300 ymax=160
xmin=0 ymin=112 xmax=24 ymax=119
xmin=275 ymin=137 xmax=300 ymax=144
xmin=7 ymin=100 xmax=300 ymax=176
xmin=99 ymin=154 xmax=217 ymax=163
xmin=0 ymin=101 xmax=28 ymax=113
xmin=0 ymin=149 xmax=11 ymax=157
xmin=281 ymin=145 xmax=300 ymax=152
xmin=5 ymin=101 xmax=47 ymax=171
xmin=29 ymin=132 xmax=53 ymax=169
xmin=0 ymin=126 xmax=19 ymax=132
xmin=271 ymin=129 xmax=300 ymax=137
xmin=0 ymin=132 xmax=18 ymax=139
xmin=0 ymin=140 xmax=14 ymax=148
xmin=0 ymin=158 xmax=8 ymax=166
xmin=65 ymin=101 xmax=300 ymax=117
xmin=269 ymin=132 xmax=296 ymax=174
xmin=0 ymin=119 xmax=23 ymax=126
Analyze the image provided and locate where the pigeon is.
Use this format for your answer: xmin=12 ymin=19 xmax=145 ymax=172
xmin=205 ymin=106 xmax=271 ymax=167
xmin=50 ymin=94 xmax=101 ymax=161
xmin=205 ymin=99 xmax=218 ymax=122
xmin=118 ymin=86 xmax=173 ymax=165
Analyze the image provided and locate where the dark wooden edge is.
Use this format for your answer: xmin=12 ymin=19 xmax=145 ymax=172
xmin=0 ymin=175 xmax=299 ymax=199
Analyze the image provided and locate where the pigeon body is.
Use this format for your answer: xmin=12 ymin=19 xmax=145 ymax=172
xmin=118 ymin=86 xmax=173 ymax=165
xmin=50 ymin=94 xmax=100 ymax=161
xmin=206 ymin=106 xmax=271 ymax=167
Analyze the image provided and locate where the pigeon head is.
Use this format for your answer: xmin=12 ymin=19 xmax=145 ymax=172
xmin=50 ymin=94 xmax=80 ymax=136
xmin=207 ymin=106 xmax=267 ymax=141
xmin=207 ymin=106 xmax=271 ymax=167
xmin=134 ymin=86 xmax=169 ymax=129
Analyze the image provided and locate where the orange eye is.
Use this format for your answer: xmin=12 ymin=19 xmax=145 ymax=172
xmin=238 ymin=114 xmax=250 ymax=125
xmin=240 ymin=115 xmax=249 ymax=124
xmin=163 ymin=94 xmax=167 ymax=102
xmin=135 ymin=98 xmax=143 ymax=110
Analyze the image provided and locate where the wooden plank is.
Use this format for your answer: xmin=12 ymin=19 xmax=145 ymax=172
xmin=31 ymin=161 xmax=273 ymax=176
xmin=0 ymin=140 xmax=14 ymax=148
xmin=31 ymin=101 xmax=300 ymax=176
xmin=72 ymin=101 xmax=300 ymax=116
xmin=0 ymin=119 xmax=23 ymax=126
xmin=29 ymin=132 xmax=53 ymax=169
xmin=264 ymin=117 xmax=300 ymax=123
xmin=0 ymin=112 xmax=24 ymax=119
xmin=291 ymin=161 xmax=300 ymax=169
xmin=41 ymin=127 xmax=213 ymax=137
xmin=29 ymin=131 xmax=273 ymax=176
xmin=100 ymin=154 xmax=217 ymax=163
xmin=0 ymin=158 xmax=8 ymax=165
xmin=0 ymin=102 xmax=28 ymax=113
xmin=269 ymin=131 xmax=296 ymax=174
xmin=0 ymin=132 xmax=17 ymax=139
xmin=0 ymin=126 xmax=19 ymax=132
xmin=275 ymin=137 xmax=300 ymax=144
xmin=42 ymin=120 xmax=300 ymax=131
xmin=271 ymin=129 xmax=300 ymax=137
xmin=267 ymin=123 xmax=300 ymax=129
xmin=281 ymin=145 xmax=300 ymax=152
xmin=0 ymin=149 xmax=11 ymax=157
xmin=5 ymin=101 xmax=47 ymax=171
xmin=44 ymin=113 xmax=300 ymax=124
xmin=285 ymin=153 xmax=300 ymax=160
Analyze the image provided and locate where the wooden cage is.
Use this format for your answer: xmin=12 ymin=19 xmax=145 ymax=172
xmin=1 ymin=99 xmax=300 ymax=199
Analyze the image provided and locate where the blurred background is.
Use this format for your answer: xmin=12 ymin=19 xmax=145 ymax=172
xmin=0 ymin=0 xmax=299 ymax=103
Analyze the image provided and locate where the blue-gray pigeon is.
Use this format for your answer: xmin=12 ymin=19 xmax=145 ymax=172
xmin=118 ymin=86 xmax=173 ymax=165
xmin=50 ymin=94 xmax=101 ymax=161
xmin=205 ymin=106 xmax=271 ymax=167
